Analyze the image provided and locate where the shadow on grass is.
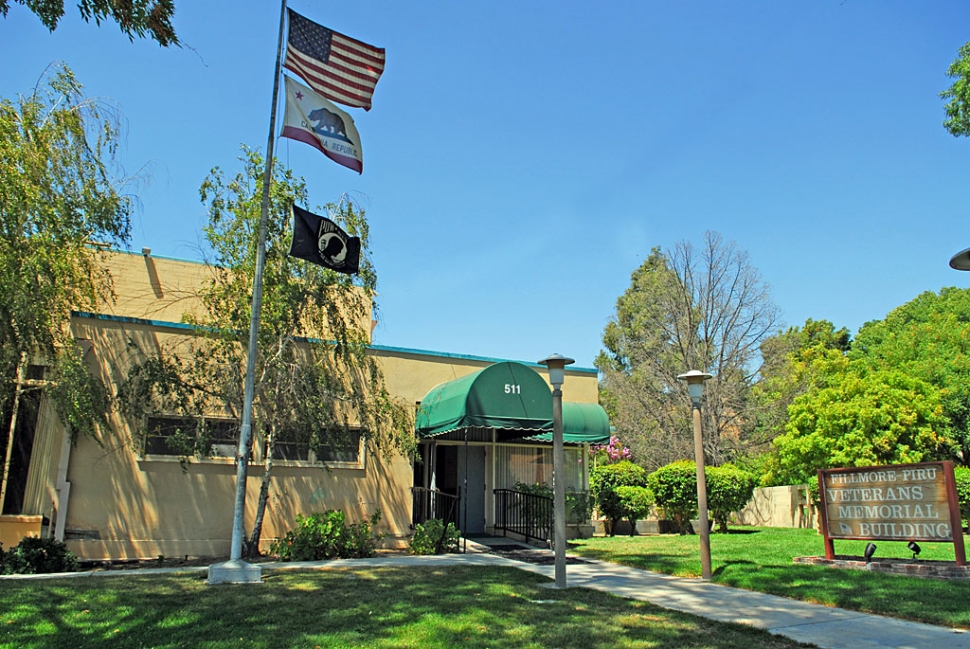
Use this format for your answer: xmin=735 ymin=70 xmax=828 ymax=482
xmin=716 ymin=529 xmax=760 ymax=535
xmin=0 ymin=566 xmax=814 ymax=649
xmin=714 ymin=561 xmax=970 ymax=629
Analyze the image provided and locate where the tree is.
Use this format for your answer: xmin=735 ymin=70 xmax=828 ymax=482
xmin=942 ymin=42 xmax=970 ymax=137
xmin=770 ymin=369 xmax=951 ymax=485
xmin=597 ymin=231 xmax=779 ymax=470
xmin=849 ymin=287 xmax=970 ymax=464
xmin=0 ymin=64 xmax=130 ymax=511
xmin=1 ymin=0 xmax=178 ymax=46
xmin=747 ymin=319 xmax=851 ymax=456
xmin=118 ymin=147 xmax=414 ymax=556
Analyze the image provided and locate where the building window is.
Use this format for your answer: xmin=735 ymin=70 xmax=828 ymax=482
xmin=144 ymin=416 xmax=241 ymax=458
xmin=271 ymin=427 xmax=363 ymax=466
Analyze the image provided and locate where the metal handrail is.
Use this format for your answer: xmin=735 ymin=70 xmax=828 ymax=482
xmin=410 ymin=487 xmax=461 ymax=529
xmin=493 ymin=488 xmax=553 ymax=545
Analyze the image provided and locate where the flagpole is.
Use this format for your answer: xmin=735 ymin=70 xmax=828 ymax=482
xmin=209 ymin=0 xmax=287 ymax=584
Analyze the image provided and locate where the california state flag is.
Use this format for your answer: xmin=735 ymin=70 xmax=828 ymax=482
xmin=281 ymin=76 xmax=363 ymax=174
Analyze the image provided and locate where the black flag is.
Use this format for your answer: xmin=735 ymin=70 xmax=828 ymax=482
xmin=289 ymin=204 xmax=361 ymax=275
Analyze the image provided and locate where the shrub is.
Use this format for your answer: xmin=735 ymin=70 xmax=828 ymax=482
xmin=513 ymin=482 xmax=592 ymax=524
xmin=344 ymin=511 xmax=384 ymax=558
xmin=271 ymin=510 xmax=383 ymax=561
xmin=648 ymin=460 xmax=698 ymax=534
xmin=706 ymin=464 xmax=756 ymax=533
xmin=3 ymin=536 xmax=79 ymax=574
xmin=566 ymin=490 xmax=594 ymax=523
xmin=410 ymin=518 xmax=461 ymax=555
xmin=955 ymin=466 xmax=970 ymax=527
xmin=590 ymin=460 xmax=648 ymax=536
xmin=614 ymin=485 xmax=654 ymax=536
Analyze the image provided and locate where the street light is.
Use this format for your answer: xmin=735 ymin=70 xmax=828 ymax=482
xmin=677 ymin=369 xmax=714 ymax=580
xmin=951 ymin=247 xmax=970 ymax=271
xmin=538 ymin=353 xmax=575 ymax=589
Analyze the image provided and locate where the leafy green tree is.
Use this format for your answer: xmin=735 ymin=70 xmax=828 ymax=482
xmin=706 ymin=464 xmax=756 ymax=533
xmin=849 ymin=288 xmax=970 ymax=464
xmin=118 ymin=147 xmax=414 ymax=556
xmin=942 ymin=42 xmax=970 ymax=137
xmin=0 ymin=64 xmax=129 ymax=510
xmin=597 ymin=232 xmax=779 ymax=470
xmin=770 ymin=369 xmax=951 ymax=485
xmin=747 ymin=319 xmax=852 ymax=457
xmin=1 ymin=0 xmax=178 ymax=46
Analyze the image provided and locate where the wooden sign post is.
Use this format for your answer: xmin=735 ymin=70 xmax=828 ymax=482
xmin=817 ymin=461 xmax=966 ymax=565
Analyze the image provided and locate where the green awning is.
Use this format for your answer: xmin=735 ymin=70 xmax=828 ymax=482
xmin=415 ymin=362 xmax=610 ymax=444
xmin=524 ymin=402 xmax=612 ymax=445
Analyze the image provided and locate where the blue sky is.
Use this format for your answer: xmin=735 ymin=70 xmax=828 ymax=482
xmin=3 ymin=2 xmax=969 ymax=370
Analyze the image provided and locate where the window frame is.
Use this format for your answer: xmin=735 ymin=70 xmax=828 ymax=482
xmin=267 ymin=427 xmax=366 ymax=470
xmin=141 ymin=415 xmax=244 ymax=462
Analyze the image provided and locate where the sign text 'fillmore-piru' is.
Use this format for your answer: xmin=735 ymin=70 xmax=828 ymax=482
xmin=817 ymin=461 xmax=965 ymax=565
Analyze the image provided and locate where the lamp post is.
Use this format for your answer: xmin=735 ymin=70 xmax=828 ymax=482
xmin=538 ymin=353 xmax=574 ymax=589
xmin=951 ymin=247 xmax=970 ymax=271
xmin=677 ymin=369 xmax=713 ymax=580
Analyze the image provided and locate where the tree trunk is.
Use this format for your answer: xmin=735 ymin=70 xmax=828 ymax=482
xmin=244 ymin=427 xmax=275 ymax=558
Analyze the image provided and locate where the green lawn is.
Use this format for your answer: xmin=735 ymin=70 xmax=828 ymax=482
xmin=0 ymin=565 xmax=814 ymax=649
xmin=569 ymin=527 xmax=970 ymax=629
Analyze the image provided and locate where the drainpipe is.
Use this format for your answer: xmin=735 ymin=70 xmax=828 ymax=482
xmin=53 ymin=426 xmax=72 ymax=542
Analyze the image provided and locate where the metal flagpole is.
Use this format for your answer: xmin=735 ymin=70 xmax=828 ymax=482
xmin=208 ymin=0 xmax=287 ymax=584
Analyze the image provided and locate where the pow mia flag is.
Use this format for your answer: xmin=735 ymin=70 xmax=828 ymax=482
xmin=289 ymin=204 xmax=361 ymax=275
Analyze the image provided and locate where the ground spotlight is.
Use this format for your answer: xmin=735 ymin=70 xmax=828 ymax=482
xmin=908 ymin=541 xmax=921 ymax=561
xmin=864 ymin=542 xmax=877 ymax=563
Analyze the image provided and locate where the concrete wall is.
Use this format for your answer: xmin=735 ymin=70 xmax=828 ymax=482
xmin=16 ymin=250 xmax=601 ymax=560
xmin=737 ymin=485 xmax=814 ymax=529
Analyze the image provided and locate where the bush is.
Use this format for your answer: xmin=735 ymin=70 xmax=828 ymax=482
xmin=614 ymin=485 xmax=654 ymax=536
xmin=590 ymin=461 xmax=648 ymax=536
xmin=648 ymin=460 xmax=698 ymax=534
xmin=955 ymin=466 xmax=970 ymax=527
xmin=410 ymin=518 xmax=461 ymax=555
xmin=706 ymin=464 xmax=756 ymax=533
xmin=270 ymin=510 xmax=383 ymax=561
xmin=513 ymin=482 xmax=592 ymax=523
xmin=344 ymin=511 xmax=384 ymax=558
xmin=2 ymin=536 xmax=79 ymax=574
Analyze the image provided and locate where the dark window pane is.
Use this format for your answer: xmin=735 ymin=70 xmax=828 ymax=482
xmin=316 ymin=430 xmax=362 ymax=463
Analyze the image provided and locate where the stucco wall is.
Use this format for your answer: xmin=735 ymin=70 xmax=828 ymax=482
xmin=18 ymin=251 xmax=601 ymax=561
xmin=737 ymin=485 xmax=814 ymax=529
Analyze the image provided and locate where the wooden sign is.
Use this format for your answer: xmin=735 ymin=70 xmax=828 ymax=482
xmin=817 ymin=462 xmax=966 ymax=565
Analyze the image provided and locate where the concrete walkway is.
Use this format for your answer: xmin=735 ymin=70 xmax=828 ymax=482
xmin=5 ymin=548 xmax=969 ymax=649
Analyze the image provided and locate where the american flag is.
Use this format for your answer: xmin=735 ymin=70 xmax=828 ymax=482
xmin=284 ymin=9 xmax=385 ymax=111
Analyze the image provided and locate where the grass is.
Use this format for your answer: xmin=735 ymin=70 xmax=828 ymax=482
xmin=0 ymin=565 xmax=815 ymax=649
xmin=569 ymin=527 xmax=970 ymax=629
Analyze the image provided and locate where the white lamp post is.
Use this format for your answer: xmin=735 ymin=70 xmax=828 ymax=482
xmin=677 ymin=369 xmax=714 ymax=580
xmin=538 ymin=353 xmax=574 ymax=589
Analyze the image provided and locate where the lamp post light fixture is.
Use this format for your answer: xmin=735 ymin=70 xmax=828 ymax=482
xmin=677 ymin=369 xmax=714 ymax=580
xmin=950 ymin=247 xmax=970 ymax=271
xmin=538 ymin=353 xmax=575 ymax=589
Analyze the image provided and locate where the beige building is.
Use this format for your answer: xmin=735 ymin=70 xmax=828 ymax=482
xmin=1 ymin=250 xmax=607 ymax=560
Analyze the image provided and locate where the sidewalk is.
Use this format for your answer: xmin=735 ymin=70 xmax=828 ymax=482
xmin=5 ymin=548 xmax=969 ymax=649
